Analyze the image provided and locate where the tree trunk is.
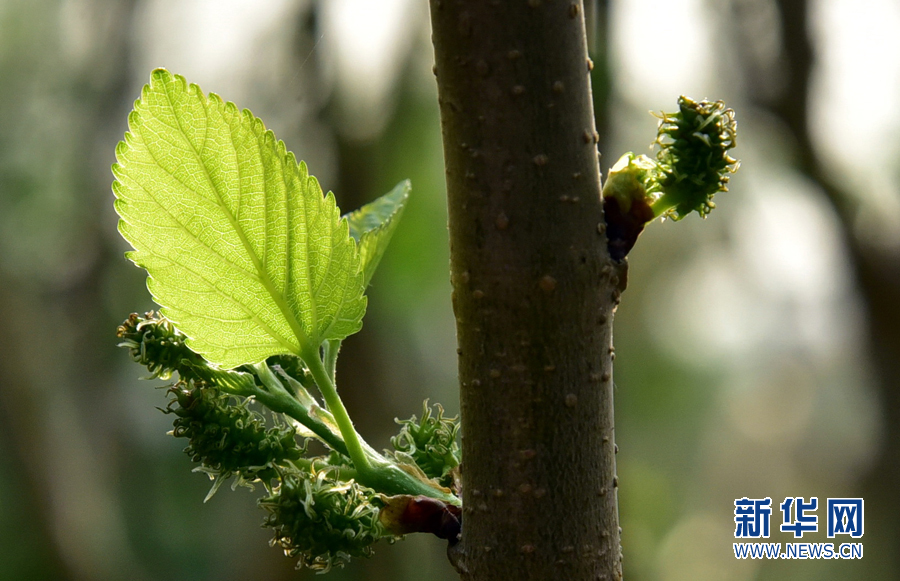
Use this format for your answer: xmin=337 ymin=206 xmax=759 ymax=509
xmin=429 ymin=2 xmax=623 ymax=579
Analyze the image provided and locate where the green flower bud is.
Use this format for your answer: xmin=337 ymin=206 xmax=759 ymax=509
xmin=391 ymin=401 xmax=460 ymax=489
xmin=165 ymin=380 xmax=304 ymax=489
xmin=651 ymin=96 xmax=739 ymax=220
xmin=118 ymin=312 xmax=256 ymax=396
xmin=117 ymin=312 xmax=201 ymax=379
xmin=260 ymin=467 xmax=391 ymax=572
xmin=601 ymin=96 xmax=739 ymax=260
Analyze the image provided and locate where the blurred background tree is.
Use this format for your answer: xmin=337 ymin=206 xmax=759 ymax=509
xmin=0 ymin=0 xmax=895 ymax=580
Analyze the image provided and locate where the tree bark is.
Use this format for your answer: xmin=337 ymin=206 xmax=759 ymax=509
xmin=429 ymin=2 xmax=623 ymax=579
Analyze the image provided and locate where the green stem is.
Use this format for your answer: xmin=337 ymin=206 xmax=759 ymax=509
xmin=301 ymin=347 xmax=461 ymax=505
xmin=367 ymin=462 xmax=461 ymax=505
xmin=323 ymin=339 xmax=340 ymax=383
xmin=246 ymin=380 xmax=349 ymax=457
xmin=194 ymin=361 xmax=458 ymax=502
xmin=302 ymin=347 xmax=372 ymax=472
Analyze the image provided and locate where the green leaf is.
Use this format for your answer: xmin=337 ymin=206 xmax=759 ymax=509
xmin=345 ymin=180 xmax=410 ymax=286
xmin=113 ymin=69 xmax=366 ymax=368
